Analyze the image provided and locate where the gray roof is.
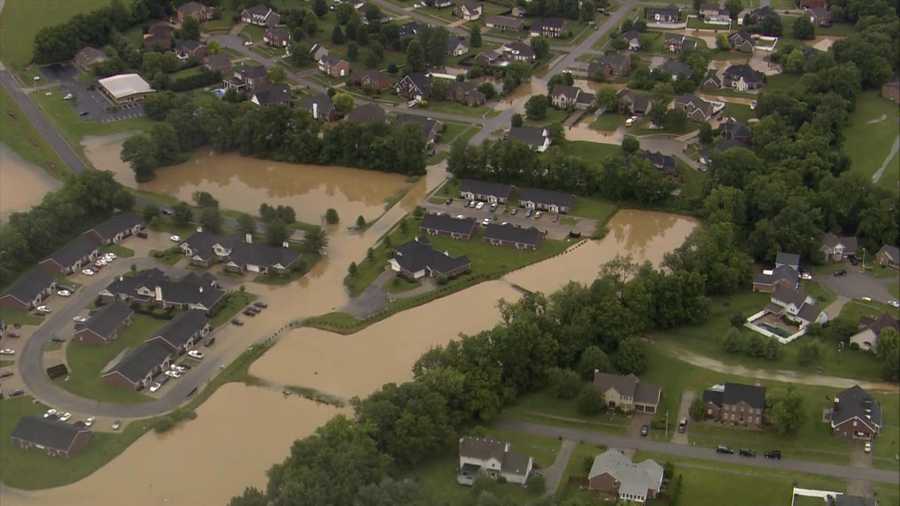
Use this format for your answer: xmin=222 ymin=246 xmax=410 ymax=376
xmin=175 ymin=39 xmax=204 ymax=52
xmin=753 ymin=264 xmax=799 ymax=287
xmin=617 ymin=88 xmax=651 ymax=112
xmin=832 ymin=385 xmax=882 ymax=430
xmin=420 ymin=213 xmax=477 ymax=236
xmin=205 ymin=53 xmax=231 ymax=72
xmin=484 ymin=223 xmax=543 ymax=247
xmin=675 ymin=94 xmax=712 ymax=116
xmin=821 ymin=233 xmax=858 ymax=253
xmin=877 ymin=244 xmax=899 ymax=263
xmin=729 ymin=30 xmax=753 ymax=44
xmin=253 ymin=83 xmax=292 ymax=106
xmin=518 ymin=187 xmax=574 ymax=208
xmin=243 ymin=4 xmax=272 ymax=16
xmin=639 ymin=150 xmax=677 ymax=175
xmin=459 ymin=179 xmax=513 ymax=199
xmin=178 ymin=1 xmax=207 ymax=14
xmin=722 ymin=382 xmax=766 ymax=409
xmin=597 ymin=52 xmax=630 ymax=69
xmin=659 ymin=60 xmax=693 ymax=79
xmin=105 ymin=340 xmax=173 ymax=383
xmin=551 ymin=84 xmax=580 ymax=101
xmin=622 ymin=30 xmax=641 ymax=42
xmin=508 ymin=127 xmax=547 ymax=147
xmin=858 ymin=314 xmax=899 ymax=337
xmin=485 ymin=15 xmax=523 ymax=29
xmin=830 ymin=495 xmax=878 ymax=506
xmin=105 ymin=268 xmax=224 ymax=309
xmin=11 ymin=416 xmax=91 ymax=452
xmin=797 ymin=302 xmax=823 ymax=323
xmin=646 ymin=4 xmax=680 ymax=17
xmin=447 ymin=35 xmax=467 ymax=52
xmin=392 ymin=240 xmax=470 ymax=276
xmin=301 ymin=93 xmax=335 ymax=118
xmin=395 ymin=114 xmax=440 ymax=142
xmin=593 ymin=372 xmax=661 ymax=404
xmin=773 ymin=283 xmax=808 ymax=308
xmin=347 ymin=103 xmax=386 ymax=124
xmin=401 ymin=72 xmax=432 ymax=95
xmin=236 ymin=63 xmax=267 ymax=80
xmin=719 ymin=117 xmax=751 ymax=141
xmin=3 ymin=268 xmax=56 ymax=306
xmin=775 ymin=252 xmax=800 ymax=269
xmin=458 ymin=436 xmax=531 ymax=477
xmin=151 ymin=310 xmax=208 ymax=350
xmin=724 ymin=64 xmax=764 ymax=84
xmin=534 ymin=17 xmax=565 ymax=30
xmin=82 ymin=302 xmax=133 ymax=339
xmin=589 ymin=449 xmax=663 ymax=498
xmin=503 ymin=40 xmax=534 ymax=58
xmin=86 ymin=213 xmax=144 ymax=242
xmin=43 ymin=234 xmax=100 ymax=269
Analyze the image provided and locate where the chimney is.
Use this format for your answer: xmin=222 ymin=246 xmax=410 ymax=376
xmin=312 ymin=102 xmax=318 ymax=119
xmin=245 ymin=233 xmax=253 ymax=244
xmin=155 ymin=286 xmax=163 ymax=302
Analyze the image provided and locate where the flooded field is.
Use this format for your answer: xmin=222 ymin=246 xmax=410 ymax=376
xmin=0 ymin=144 xmax=61 ymax=221
xmin=2 ymin=384 xmax=343 ymax=506
xmin=82 ymin=135 xmax=416 ymax=224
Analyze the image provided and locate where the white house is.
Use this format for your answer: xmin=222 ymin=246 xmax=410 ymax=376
xmin=457 ymin=437 xmax=533 ymax=486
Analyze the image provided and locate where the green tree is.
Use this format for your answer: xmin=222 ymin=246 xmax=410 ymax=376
xmin=876 ymin=328 xmax=900 ymax=381
xmin=511 ymin=113 xmax=523 ymax=128
xmin=406 ymin=39 xmax=426 ymax=72
xmin=192 ymin=191 xmax=218 ymax=208
xmin=199 ymin=206 xmax=222 ymax=233
xmin=622 ymin=135 xmax=640 ymax=155
xmin=237 ymin=214 xmax=256 ymax=236
xmin=179 ymin=16 xmax=201 ymax=41
xmin=769 ymin=386 xmax=806 ymax=435
xmin=792 ymin=15 xmax=815 ymax=40
xmin=470 ymin=24 xmax=482 ymax=48
xmin=228 ymin=487 xmax=267 ymax=506
xmin=576 ymin=345 xmax=611 ymax=380
xmin=267 ymin=66 xmax=287 ymax=84
xmin=576 ymin=384 xmax=604 ymax=415
xmin=724 ymin=0 xmax=743 ymax=20
xmin=796 ymin=341 xmax=820 ymax=366
xmin=173 ymin=203 xmax=192 ymax=227
xmin=548 ymin=368 xmax=582 ymax=399
xmin=525 ymin=95 xmax=549 ymax=120
xmin=347 ymin=42 xmax=359 ymax=61
xmin=595 ymin=87 xmax=618 ymax=112
xmin=325 ymin=208 xmax=340 ymax=224
xmin=314 ymin=0 xmax=328 ymax=17
xmin=304 ymin=227 xmax=328 ymax=254
xmin=332 ymin=25 xmax=345 ymax=44
xmin=613 ymin=337 xmax=647 ymax=374
xmin=333 ymin=93 xmax=354 ymax=115
xmin=142 ymin=203 xmax=160 ymax=222
xmin=121 ymin=133 xmax=159 ymax=182
xmin=266 ymin=220 xmax=289 ymax=246
xmin=716 ymin=33 xmax=730 ymax=50
xmin=356 ymin=215 xmax=366 ymax=229
xmin=689 ymin=397 xmax=706 ymax=421
xmin=699 ymin=122 xmax=714 ymax=144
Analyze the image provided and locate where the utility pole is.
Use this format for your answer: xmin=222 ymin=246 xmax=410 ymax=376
xmin=665 ymin=409 xmax=669 ymax=439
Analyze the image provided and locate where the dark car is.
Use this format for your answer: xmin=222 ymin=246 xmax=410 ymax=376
xmin=833 ymin=269 xmax=847 ymax=276
xmin=716 ymin=445 xmax=734 ymax=455
xmin=242 ymin=309 xmax=256 ymax=317
xmin=204 ymin=337 xmax=216 ymax=347
xmin=136 ymin=230 xmax=149 ymax=238
xmin=678 ymin=418 xmax=688 ymax=433
xmin=848 ymin=256 xmax=859 ymax=265
xmin=764 ymin=450 xmax=782 ymax=460
xmin=231 ymin=318 xmax=244 ymax=326
xmin=738 ymin=448 xmax=756 ymax=457
xmin=10 ymin=389 xmax=25 ymax=397
xmin=445 ymin=198 xmax=453 ymax=205
xmin=253 ymin=302 xmax=268 ymax=309
xmin=640 ymin=425 xmax=649 ymax=437
xmin=51 ymin=336 xmax=66 ymax=343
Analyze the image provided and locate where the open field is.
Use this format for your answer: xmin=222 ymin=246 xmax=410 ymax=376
xmin=0 ymin=307 xmax=44 ymax=326
xmin=844 ymin=91 xmax=899 ymax=189
xmin=559 ymin=140 xmax=623 ymax=167
xmin=0 ymin=87 xmax=67 ymax=178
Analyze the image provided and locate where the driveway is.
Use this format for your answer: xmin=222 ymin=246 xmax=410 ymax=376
xmin=671 ymin=390 xmax=695 ymax=444
xmin=541 ymin=439 xmax=576 ymax=497
xmin=421 ymin=201 xmax=596 ymax=240
xmin=816 ymin=269 xmax=897 ymax=304
xmin=496 ymin=419 xmax=899 ymax=485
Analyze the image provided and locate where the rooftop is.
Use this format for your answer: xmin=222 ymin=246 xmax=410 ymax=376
xmin=98 ymin=74 xmax=154 ymax=100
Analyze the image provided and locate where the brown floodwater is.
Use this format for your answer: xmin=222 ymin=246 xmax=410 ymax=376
xmin=0 ymin=144 xmax=61 ymax=222
xmin=82 ymin=135 xmax=415 ymax=224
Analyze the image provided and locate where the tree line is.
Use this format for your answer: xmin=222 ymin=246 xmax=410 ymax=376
xmin=0 ymin=172 xmax=134 ymax=288
xmin=122 ymin=93 xmax=427 ymax=181
xmin=230 ymin=251 xmax=731 ymax=506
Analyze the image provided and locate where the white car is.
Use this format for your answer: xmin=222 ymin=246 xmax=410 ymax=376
xmin=36 ymin=305 xmax=51 ymax=314
xmin=534 ymin=211 xmax=543 ymax=219
xmin=800 ymin=273 xmax=812 ymax=280
xmin=63 ymin=93 xmax=74 ymax=100
xmin=243 ymin=40 xmax=253 ymax=47
xmin=169 ymin=234 xmax=181 ymax=242
xmin=164 ymin=370 xmax=179 ymax=378
xmin=476 ymin=202 xmax=485 ymax=210
xmin=0 ymin=348 xmax=15 ymax=356
xmin=149 ymin=382 xmax=162 ymax=392
xmin=187 ymin=350 xmax=204 ymax=360
xmin=84 ymin=417 xmax=95 ymax=427
xmin=105 ymin=252 xmax=117 ymax=260
xmin=44 ymin=408 xmax=58 ymax=418
xmin=481 ymin=218 xmax=490 ymax=225
xmin=72 ymin=315 xmax=88 ymax=323
xmin=864 ymin=442 xmax=872 ymax=453
xmin=170 ymin=364 xmax=186 ymax=373
xmin=625 ymin=117 xmax=635 ymax=127
xmin=456 ymin=214 xmax=465 ymax=219
xmin=32 ymin=75 xmax=40 ymax=81
xmin=59 ymin=412 xmax=72 ymax=422
xmin=112 ymin=420 xmax=121 ymax=431
xmin=889 ymin=300 xmax=900 ymax=309
xmin=57 ymin=289 xmax=72 ymax=297
xmin=82 ymin=268 xmax=95 ymax=276
xmin=94 ymin=259 xmax=107 ymax=268
xmin=861 ymin=296 xmax=872 ymax=302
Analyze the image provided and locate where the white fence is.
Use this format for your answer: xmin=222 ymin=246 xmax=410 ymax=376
xmin=744 ymin=309 xmax=807 ymax=344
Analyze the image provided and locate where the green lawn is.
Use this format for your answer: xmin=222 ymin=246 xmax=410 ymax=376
xmin=722 ymin=103 xmax=754 ymax=122
xmin=766 ymin=73 xmax=804 ymax=93
xmin=0 ymin=0 xmax=113 ymax=69
xmin=441 ymin=123 xmax=480 ymax=146
xmin=100 ymin=244 xmax=135 ymax=258
xmin=0 ymin=306 xmax=43 ymax=326
xmin=61 ymin=313 xmax=165 ymax=404
xmin=844 ymin=91 xmax=899 ymax=187
xmin=591 ymin=113 xmax=625 ymax=131
xmin=423 ymin=100 xmax=500 ymax=119
xmin=782 ymin=16 xmax=857 ymax=39
xmin=501 ymin=388 xmax=630 ymax=434
xmin=0 ymin=87 xmax=67 ymax=178
xmin=559 ymin=140 xmax=622 ymax=167
xmin=525 ymin=107 xmax=570 ymax=127
xmin=0 ymin=360 xmax=13 ymax=368
xmin=209 ymin=290 xmax=258 ymax=327
xmin=385 ymin=276 xmax=421 ymax=294
xmin=571 ymin=196 xmax=619 ymax=222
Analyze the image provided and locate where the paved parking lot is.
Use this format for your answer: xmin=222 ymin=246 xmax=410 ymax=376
xmin=422 ymin=200 xmax=597 ymax=240
xmin=39 ymin=64 xmax=145 ymax=122
xmin=816 ymin=267 xmax=897 ymax=304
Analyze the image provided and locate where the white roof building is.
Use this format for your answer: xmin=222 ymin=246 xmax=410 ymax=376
xmin=97 ymin=74 xmax=155 ymax=102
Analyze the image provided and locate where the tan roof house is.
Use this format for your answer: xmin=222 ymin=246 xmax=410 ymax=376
xmin=593 ymin=372 xmax=661 ymax=414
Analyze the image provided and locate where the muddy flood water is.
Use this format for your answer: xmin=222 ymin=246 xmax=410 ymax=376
xmin=83 ymin=135 xmax=416 ymax=224
xmin=0 ymin=144 xmax=61 ymax=221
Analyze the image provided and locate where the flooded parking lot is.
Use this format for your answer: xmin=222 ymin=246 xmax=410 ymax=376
xmin=0 ymin=144 xmax=61 ymax=221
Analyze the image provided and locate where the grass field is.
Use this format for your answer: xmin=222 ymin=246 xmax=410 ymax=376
xmin=0 ymin=0 xmax=113 ymax=68
xmin=722 ymin=103 xmax=754 ymax=122
xmin=844 ymin=91 xmax=899 ymax=189
xmin=61 ymin=313 xmax=165 ymax=404
xmin=0 ymin=306 xmax=43 ymax=326
xmin=501 ymin=388 xmax=630 ymax=434
xmin=209 ymin=290 xmax=258 ymax=327
xmin=571 ymin=196 xmax=619 ymax=222
xmin=0 ymin=87 xmax=67 ymax=178
xmin=525 ymin=107 xmax=570 ymax=128
xmin=591 ymin=113 xmax=625 ymax=131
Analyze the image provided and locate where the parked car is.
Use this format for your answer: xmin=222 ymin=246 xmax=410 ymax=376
xmin=169 ymin=234 xmax=181 ymax=242
xmin=476 ymin=202 xmax=485 ymax=210
xmin=149 ymin=382 xmax=162 ymax=393
xmin=84 ymin=417 xmax=95 ymax=427
xmin=678 ymin=419 xmax=688 ymax=433
xmin=82 ymin=268 xmax=95 ymax=276
xmin=800 ymin=273 xmax=812 ymax=280
xmin=534 ymin=211 xmax=543 ymax=219
xmin=9 ymin=389 xmax=24 ymax=397
xmin=0 ymin=371 xmax=13 ymax=379
xmin=860 ymin=296 xmax=872 ymax=302
xmin=481 ymin=218 xmax=490 ymax=226
xmin=456 ymin=214 xmax=465 ymax=219
xmin=0 ymin=349 xmax=16 ymax=356
xmin=864 ymin=442 xmax=872 ymax=453
xmin=243 ymin=309 xmax=257 ymax=317
xmin=205 ymin=337 xmax=216 ymax=347
xmin=112 ymin=420 xmax=121 ymax=431
xmin=44 ymin=409 xmax=58 ymax=418
xmin=716 ymin=445 xmax=734 ymax=455
xmin=231 ymin=319 xmax=244 ymax=326
xmin=889 ymin=300 xmax=900 ymax=309
xmin=59 ymin=412 xmax=72 ymax=422
xmin=764 ymin=450 xmax=781 ymax=460
xmin=36 ymin=305 xmax=52 ymax=314
xmin=445 ymin=198 xmax=453 ymax=205
xmin=468 ymin=200 xmax=476 ymax=208
xmin=170 ymin=364 xmax=186 ymax=373
xmin=833 ymin=269 xmax=847 ymax=277
xmin=73 ymin=315 xmax=88 ymax=323
xmin=526 ymin=209 xmax=533 ymax=218
xmin=640 ymin=425 xmax=649 ymax=437
xmin=738 ymin=448 xmax=756 ymax=457
xmin=57 ymin=289 xmax=72 ymax=297
xmin=188 ymin=350 xmax=204 ymax=360
xmin=254 ymin=302 xmax=268 ymax=309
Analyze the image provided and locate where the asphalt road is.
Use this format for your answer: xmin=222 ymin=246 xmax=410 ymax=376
xmin=497 ymin=419 xmax=900 ymax=485
xmin=0 ymin=69 xmax=87 ymax=173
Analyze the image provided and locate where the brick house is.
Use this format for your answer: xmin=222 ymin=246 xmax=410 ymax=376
xmin=352 ymin=70 xmax=394 ymax=92
xmin=74 ymin=302 xmax=134 ymax=344
xmin=176 ymin=1 xmax=215 ymax=24
xmin=702 ymin=383 xmax=766 ymax=428
xmin=318 ymin=55 xmax=350 ymax=78
xmin=0 ymin=268 xmax=57 ymax=311
xmin=593 ymin=372 xmax=662 ymax=414
xmin=530 ymin=17 xmax=566 ymax=38
xmin=588 ymin=449 xmax=663 ymax=503
xmin=11 ymin=416 xmax=93 ymax=458
xmin=459 ymin=179 xmax=513 ymax=204
xmin=875 ymin=244 xmax=899 ymax=269
xmin=829 ymin=386 xmax=882 ymax=440
xmin=518 ymin=187 xmax=574 ymax=213
xmin=38 ymin=234 xmax=101 ymax=275
xmin=484 ymin=223 xmax=543 ymax=250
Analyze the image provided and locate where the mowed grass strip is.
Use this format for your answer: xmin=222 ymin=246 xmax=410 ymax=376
xmin=844 ymin=91 xmax=899 ymax=187
xmin=0 ymin=87 xmax=67 ymax=177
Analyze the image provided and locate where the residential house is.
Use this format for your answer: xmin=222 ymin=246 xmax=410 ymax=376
xmin=74 ymin=302 xmax=134 ymax=344
xmin=485 ymin=15 xmax=523 ymax=32
xmin=850 ymin=314 xmax=899 ymax=353
xmin=798 ymin=0 xmax=827 ymax=7
xmin=241 ymin=4 xmax=280 ymax=27
xmin=658 ymin=59 xmax=694 ymax=81
xmin=718 ymin=116 xmax=752 ymax=143
xmin=102 ymin=340 xmax=174 ymax=390
xmin=457 ymin=436 xmax=533 ymax=486
xmin=174 ymin=39 xmax=208 ymax=61
xmin=508 ymin=127 xmax=551 ymax=152
xmin=881 ymin=77 xmax=900 ymax=103
xmin=589 ymin=52 xmax=632 ymax=80
xmin=674 ymin=94 xmax=714 ymax=121
xmin=146 ymin=310 xmax=210 ymax=354
xmin=645 ymin=4 xmax=681 ymax=24
xmin=180 ymin=231 xmax=301 ymax=274
xmin=224 ymin=64 xmax=268 ymax=93
xmin=346 ymin=103 xmax=386 ymax=124
xmin=771 ymin=284 xmax=827 ymax=326
xmin=101 ymin=269 xmax=225 ymax=313
xmin=820 ymin=233 xmax=858 ymax=262
xmin=425 ymin=0 xmax=453 ymax=7
xmin=263 ymin=26 xmax=291 ymax=47
xmin=723 ymin=64 xmax=765 ymax=91
xmin=617 ymin=88 xmax=652 ymax=115
xmin=593 ymin=372 xmax=661 ymax=414
xmin=176 ymin=1 xmax=215 ymax=24
xmin=741 ymin=6 xmax=779 ymax=29
xmin=519 ymin=187 xmax=574 ymax=213
xmin=447 ymin=36 xmax=469 ymax=57
xmin=39 ymin=234 xmax=101 ymax=275
xmin=395 ymin=114 xmax=442 ymax=151
xmin=396 ymin=72 xmax=432 ymax=100
xmin=84 ymin=213 xmax=145 ymax=245
xmin=447 ymin=81 xmax=486 ymax=106
xmin=588 ymin=449 xmax=664 ymax=503
xmin=664 ymin=33 xmax=697 ymax=53
xmin=476 ymin=50 xmax=507 ymax=68
xmin=829 ymin=385 xmax=882 ymax=440
xmin=875 ymin=244 xmax=899 ymax=269
xmin=700 ymin=4 xmax=731 ymax=24
xmin=10 ymin=416 xmax=92 ymax=458
xmin=204 ymin=53 xmax=231 ymax=75
xmin=483 ymin=223 xmax=543 ymax=250
xmin=73 ymin=47 xmax=108 ymax=72
xmin=776 ymin=251 xmax=801 ymax=271
xmin=352 ymin=69 xmax=394 ymax=92
xmin=309 ymin=43 xmax=330 ymax=63
xmin=389 ymin=239 xmax=470 ymax=280
xmin=621 ymin=30 xmax=642 ymax=51
xmin=0 ymin=268 xmax=57 ymax=311
xmin=728 ymin=31 xmax=755 ymax=53
xmin=550 ymin=85 xmax=583 ymax=109
xmin=454 ymin=0 xmax=482 ymax=21
xmin=500 ymin=41 xmax=535 ymax=63
xmin=806 ymin=6 xmax=832 ymax=27
xmin=144 ymin=22 xmax=173 ymax=51
xmin=638 ymin=150 xmax=678 ymax=177
xmin=702 ymin=70 xmax=722 ymax=89
xmin=752 ymin=264 xmax=800 ymax=293
xmin=318 ymin=55 xmax=350 ymax=78
xmin=702 ymin=382 xmax=766 ymax=428
xmin=251 ymin=83 xmax=292 ymax=107
xmin=420 ymin=213 xmax=478 ymax=240
xmin=459 ymin=179 xmax=513 ymax=203
xmin=301 ymin=93 xmax=337 ymax=121
xmin=530 ymin=18 xmax=566 ymax=38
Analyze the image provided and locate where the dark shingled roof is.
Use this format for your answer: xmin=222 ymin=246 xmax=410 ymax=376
xmin=151 ymin=310 xmax=208 ymax=350
xmin=877 ymin=244 xmax=899 ymax=263
xmin=82 ymin=302 xmax=133 ymax=339
xmin=392 ymin=240 xmax=470 ymax=276
xmin=347 ymin=103 xmax=386 ymax=124
xmin=724 ymin=64 xmax=764 ymax=85
xmin=43 ymin=234 xmax=100 ymax=269
xmin=551 ymin=84 xmax=580 ymax=101
xmin=458 ymin=436 xmax=531 ymax=476
xmin=753 ymin=264 xmax=799 ymax=287
xmin=722 ymin=383 xmax=766 ymax=409
xmin=829 ymin=495 xmax=877 ymax=506
xmin=518 ymin=187 xmax=574 ymax=208
xmin=832 ymin=385 xmax=882 ymax=430
xmin=773 ymin=283 xmax=808 ymax=308
xmin=593 ymin=372 xmax=661 ymax=405
xmin=86 ymin=213 xmax=144 ymax=242
xmin=105 ymin=340 xmax=172 ymax=383
xmin=253 ymin=83 xmax=292 ymax=106
xmin=859 ymin=314 xmax=900 ymax=337
xmin=104 ymin=268 xmax=224 ymax=309
xmin=508 ymin=127 xmax=547 ymax=148
xmin=236 ymin=63 xmax=268 ymax=80
xmin=775 ymin=252 xmax=800 ymax=269
xmin=301 ymin=93 xmax=335 ymax=119
xmin=659 ymin=59 xmax=693 ymax=79
xmin=395 ymin=114 xmax=440 ymax=142
xmin=11 ymin=416 xmax=91 ymax=452
xmin=420 ymin=213 xmax=478 ymax=236
xmin=484 ymin=223 xmax=543 ymax=247
xmin=3 ymin=268 xmax=56 ymax=306
xmin=459 ymin=179 xmax=513 ymax=200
